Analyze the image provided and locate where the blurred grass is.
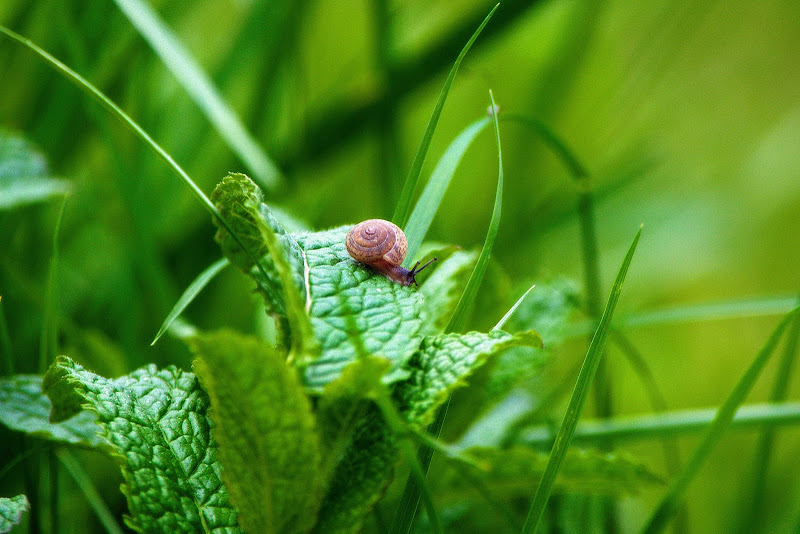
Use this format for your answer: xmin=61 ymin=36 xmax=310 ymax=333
xmin=1 ymin=0 xmax=800 ymax=532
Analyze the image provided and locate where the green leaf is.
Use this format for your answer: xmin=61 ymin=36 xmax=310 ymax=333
xmin=419 ymin=249 xmax=479 ymax=332
xmin=396 ymin=330 xmax=543 ymax=429
xmin=152 ymin=257 xmax=230 ymax=345
xmin=313 ymin=404 xmax=397 ymax=534
xmin=212 ymin=173 xmax=427 ymax=390
xmin=0 ymin=129 xmax=69 ymax=210
xmin=190 ymin=330 xmax=323 ymax=534
xmin=42 ymin=356 xmax=241 ymax=534
xmin=0 ymin=375 xmax=101 ymax=447
xmin=446 ymin=91 xmax=503 ymax=334
xmin=392 ymin=4 xmax=499 ymax=228
xmin=0 ymin=494 xmax=29 ymax=534
xmin=439 ymin=447 xmax=662 ymax=498
xmin=212 ymin=173 xmax=316 ymax=365
xmin=522 ymin=227 xmax=642 ymax=534
xmin=111 ymin=0 xmax=282 ymax=190
xmin=403 ymin=117 xmax=491 ymax=266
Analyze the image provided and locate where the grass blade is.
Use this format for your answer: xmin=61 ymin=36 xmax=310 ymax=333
xmin=519 ymin=401 xmax=800 ymax=447
xmin=445 ymin=92 xmax=503 ymax=334
xmin=492 ymin=284 xmax=536 ymax=332
xmin=521 ymin=226 xmax=642 ymax=534
xmin=391 ymin=3 xmax=498 ymax=228
xmin=389 ymin=90 xmax=504 ymax=534
xmin=151 ymin=257 xmax=230 ymax=345
xmin=403 ymin=117 xmax=490 ymax=267
xmin=39 ymin=197 xmax=68 ymax=373
xmin=504 ymin=114 xmax=588 ymax=180
xmin=0 ymin=26 xmax=274 ymax=299
xmin=56 ymin=450 xmax=125 ymax=534
xmin=112 ymin=0 xmax=282 ymax=190
xmin=563 ymin=295 xmax=800 ymax=338
xmin=641 ymin=307 xmax=799 ymax=533
xmin=742 ymin=311 xmax=800 ymax=531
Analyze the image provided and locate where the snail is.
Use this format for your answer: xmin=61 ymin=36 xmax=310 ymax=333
xmin=345 ymin=219 xmax=437 ymax=286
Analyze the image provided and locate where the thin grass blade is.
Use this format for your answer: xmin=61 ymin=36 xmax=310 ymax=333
xmin=519 ymin=401 xmax=800 ymax=447
xmin=389 ymin=90 xmax=504 ymax=534
xmin=445 ymin=92 xmax=503 ymax=334
xmin=492 ymin=284 xmax=536 ymax=332
xmin=564 ymin=295 xmax=800 ymax=339
xmin=504 ymin=114 xmax=588 ymax=180
xmin=742 ymin=310 xmax=800 ymax=531
xmin=391 ymin=3 xmax=498 ymax=228
xmin=403 ymin=117 xmax=490 ymax=266
xmin=641 ymin=306 xmax=800 ymax=534
xmin=56 ymin=450 xmax=125 ymax=534
xmin=39 ymin=197 xmax=68 ymax=373
xmin=151 ymin=257 xmax=230 ymax=345
xmin=0 ymin=26 xmax=274 ymax=298
xmin=112 ymin=0 xmax=282 ymax=190
xmin=522 ymin=226 xmax=642 ymax=534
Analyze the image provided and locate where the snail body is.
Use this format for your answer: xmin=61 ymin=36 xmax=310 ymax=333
xmin=345 ymin=219 xmax=436 ymax=286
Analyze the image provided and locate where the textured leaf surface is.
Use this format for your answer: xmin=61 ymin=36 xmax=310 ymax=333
xmin=0 ymin=494 xmax=29 ymax=533
xmin=0 ymin=129 xmax=69 ymax=209
xmin=190 ymin=330 xmax=323 ymax=534
xmin=313 ymin=404 xmax=397 ymax=534
xmin=396 ymin=330 xmax=543 ymax=428
xmin=212 ymin=173 xmax=426 ymax=389
xmin=42 ymin=356 xmax=241 ymax=534
xmin=0 ymin=375 xmax=100 ymax=447
xmin=438 ymin=447 xmax=663 ymax=497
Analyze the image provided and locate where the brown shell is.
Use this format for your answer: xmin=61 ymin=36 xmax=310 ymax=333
xmin=345 ymin=219 xmax=407 ymax=266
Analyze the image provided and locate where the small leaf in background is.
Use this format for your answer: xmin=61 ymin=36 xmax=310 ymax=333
xmin=396 ymin=330 xmax=543 ymax=429
xmin=190 ymin=330 xmax=323 ymax=534
xmin=0 ymin=494 xmax=29 ymax=533
xmin=0 ymin=375 xmax=100 ymax=447
xmin=419 ymin=249 xmax=479 ymax=332
xmin=438 ymin=447 xmax=662 ymax=499
xmin=0 ymin=129 xmax=69 ymax=209
xmin=42 ymin=356 xmax=241 ymax=534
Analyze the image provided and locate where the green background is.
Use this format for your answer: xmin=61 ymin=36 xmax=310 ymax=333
xmin=1 ymin=0 xmax=799 ymax=532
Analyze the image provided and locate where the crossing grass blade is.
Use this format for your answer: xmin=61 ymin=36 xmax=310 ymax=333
xmin=391 ymin=3 xmax=499 ymax=228
xmin=641 ymin=307 xmax=799 ymax=534
xmin=521 ymin=226 xmax=642 ymax=534
xmin=112 ymin=0 xmax=283 ymax=190
xmin=151 ymin=257 xmax=230 ymax=346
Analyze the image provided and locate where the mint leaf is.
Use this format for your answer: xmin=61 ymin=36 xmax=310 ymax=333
xmin=0 ymin=494 xmax=29 ymax=533
xmin=190 ymin=330 xmax=323 ymax=534
xmin=0 ymin=129 xmax=69 ymax=210
xmin=0 ymin=375 xmax=100 ymax=447
xmin=42 ymin=356 xmax=241 ymax=534
xmin=396 ymin=330 xmax=544 ymax=428
xmin=313 ymin=405 xmax=397 ymax=534
xmin=212 ymin=173 xmax=427 ymax=390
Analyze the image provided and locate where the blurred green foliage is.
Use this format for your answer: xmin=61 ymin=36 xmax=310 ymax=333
xmin=1 ymin=0 xmax=800 ymax=532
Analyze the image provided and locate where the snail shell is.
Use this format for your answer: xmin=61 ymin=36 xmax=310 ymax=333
xmin=345 ymin=219 xmax=436 ymax=286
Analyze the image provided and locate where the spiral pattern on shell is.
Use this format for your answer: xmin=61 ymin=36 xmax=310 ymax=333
xmin=345 ymin=219 xmax=407 ymax=265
